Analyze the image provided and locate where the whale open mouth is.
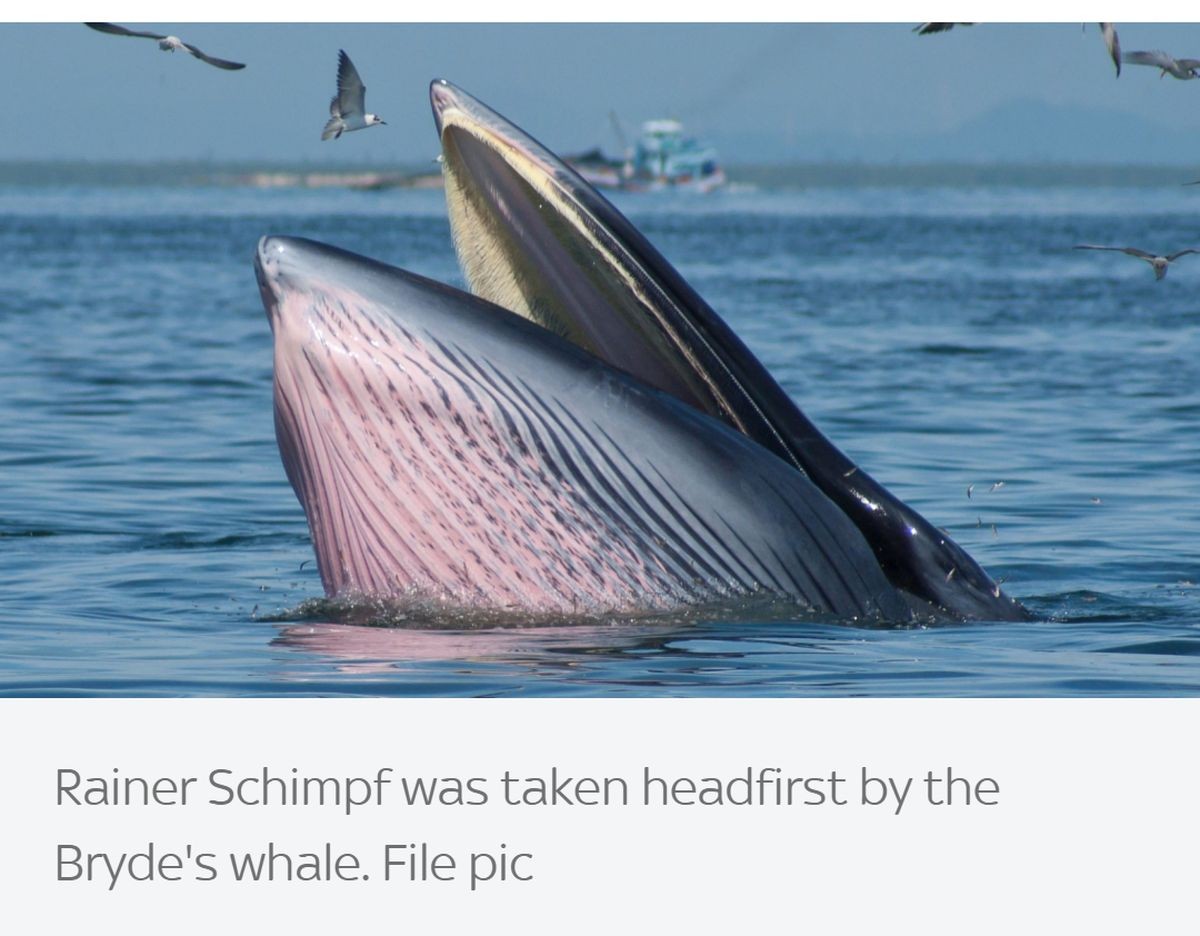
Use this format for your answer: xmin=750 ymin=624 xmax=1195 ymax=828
xmin=252 ymin=81 xmax=1027 ymax=622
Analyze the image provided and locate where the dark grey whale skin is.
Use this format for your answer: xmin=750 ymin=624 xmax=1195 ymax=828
xmin=256 ymin=234 xmax=912 ymax=621
xmin=430 ymin=79 xmax=1029 ymax=622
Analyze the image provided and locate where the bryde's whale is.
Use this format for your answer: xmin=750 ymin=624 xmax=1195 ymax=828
xmin=252 ymin=80 xmax=1028 ymax=622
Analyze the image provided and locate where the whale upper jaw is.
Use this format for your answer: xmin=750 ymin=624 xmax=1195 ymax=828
xmin=426 ymin=79 xmax=1029 ymax=622
xmin=428 ymin=80 xmax=732 ymax=417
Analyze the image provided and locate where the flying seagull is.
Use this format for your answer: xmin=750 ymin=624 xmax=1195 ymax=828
xmin=84 ymin=23 xmax=245 ymax=70
xmin=1122 ymin=49 xmax=1200 ymax=80
xmin=1074 ymin=245 xmax=1200 ymax=280
xmin=322 ymin=50 xmax=386 ymax=141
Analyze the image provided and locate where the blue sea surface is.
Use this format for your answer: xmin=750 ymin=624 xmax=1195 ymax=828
xmin=1 ymin=182 xmax=1198 ymax=696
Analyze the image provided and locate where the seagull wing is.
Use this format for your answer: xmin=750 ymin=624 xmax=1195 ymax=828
xmin=1174 ymin=58 xmax=1200 ymax=70
xmin=1122 ymin=49 xmax=1173 ymax=69
xmin=1075 ymin=245 xmax=1157 ymax=260
xmin=335 ymin=50 xmax=367 ymax=117
xmin=914 ymin=23 xmax=972 ymax=35
xmin=85 ymin=22 xmax=166 ymax=41
xmin=181 ymin=41 xmax=246 ymax=70
xmin=1100 ymin=23 xmax=1121 ymax=76
xmin=1166 ymin=249 xmax=1200 ymax=262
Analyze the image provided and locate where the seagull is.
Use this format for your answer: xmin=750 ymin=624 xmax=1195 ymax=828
xmin=1121 ymin=49 xmax=1200 ymax=80
xmin=84 ymin=23 xmax=245 ymax=70
xmin=322 ymin=50 xmax=386 ymax=141
xmin=1074 ymin=245 xmax=1200 ymax=280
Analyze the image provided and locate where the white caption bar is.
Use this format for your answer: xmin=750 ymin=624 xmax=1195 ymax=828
xmin=3 ymin=699 xmax=1197 ymax=933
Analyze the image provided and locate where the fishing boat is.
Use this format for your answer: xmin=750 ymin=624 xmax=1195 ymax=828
xmin=566 ymin=117 xmax=726 ymax=193
xmin=627 ymin=119 xmax=725 ymax=192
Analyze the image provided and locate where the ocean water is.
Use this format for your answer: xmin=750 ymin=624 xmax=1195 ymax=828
xmin=2 ymin=181 xmax=1198 ymax=696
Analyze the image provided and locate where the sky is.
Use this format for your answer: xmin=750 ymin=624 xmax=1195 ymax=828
xmin=7 ymin=22 xmax=1200 ymax=165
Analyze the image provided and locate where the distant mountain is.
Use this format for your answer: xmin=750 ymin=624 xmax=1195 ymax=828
xmin=709 ymin=100 xmax=1200 ymax=166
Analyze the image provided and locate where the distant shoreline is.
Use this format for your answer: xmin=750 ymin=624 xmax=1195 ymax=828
xmin=0 ymin=160 xmax=1194 ymax=190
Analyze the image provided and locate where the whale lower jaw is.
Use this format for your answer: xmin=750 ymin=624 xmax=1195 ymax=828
xmin=269 ymin=293 xmax=701 ymax=613
xmin=256 ymin=236 xmax=910 ymax=620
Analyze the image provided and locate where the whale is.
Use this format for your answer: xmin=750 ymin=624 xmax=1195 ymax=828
xmin=251 ymin=80 xmax=1028 ymax=622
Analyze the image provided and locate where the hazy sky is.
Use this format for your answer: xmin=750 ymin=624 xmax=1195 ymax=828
xmin=8 ymin=22 xmax=1200 ymax=163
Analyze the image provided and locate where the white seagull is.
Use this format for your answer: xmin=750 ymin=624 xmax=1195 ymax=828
xmin=1121 ymin=49 xmax=1200 ymax=80
xmin=322 ymin=50 xmax=386 ymax=141
xmin=1074 ymin=245 xmax=1200 ymax=280
xmin=84 ymin=23 xmax=245 ymax=70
